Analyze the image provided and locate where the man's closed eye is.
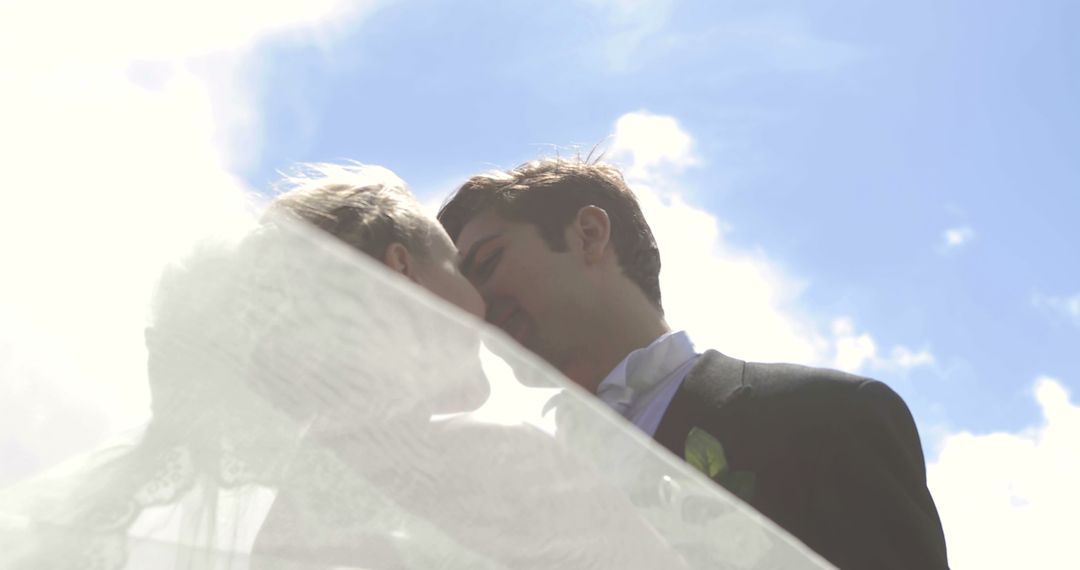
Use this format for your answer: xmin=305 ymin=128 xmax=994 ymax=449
xmin=473 ymin=250 xmax=503 ymax=284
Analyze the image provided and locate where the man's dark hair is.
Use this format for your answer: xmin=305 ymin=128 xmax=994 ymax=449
xmin=438 ymin=158 xmax=662 ymax=311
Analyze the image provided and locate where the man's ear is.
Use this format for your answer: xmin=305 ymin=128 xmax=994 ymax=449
xmin=574 ymin=205 xmax=612 ymax=264
xmin=382 ymin=242 xmax=420 ymax=283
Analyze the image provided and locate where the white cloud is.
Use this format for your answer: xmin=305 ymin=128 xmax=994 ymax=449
xmin=830 ymin=318 xmax=936 ymax=374
xmin=940 ymin=226 xmax=975 ymax=252
xmin=607 ymin=111 xmax=933 ymax=373
xmin=0 ymin=0 xmax=386 ymax=485
xmin=928 ymin=377 xmax=1080 ymax=569
xmin=831 ymin=318 xmax=879 ymax=372
xmin=608 ymin=112 xmax=825 ymax=364
xmin=1032 ymin=292 xmax=1080 ymax=327
xmin=890 ymin=345 xmax=936 ymax=369
xmin=610 ymin=111 xmax=700 ymax=179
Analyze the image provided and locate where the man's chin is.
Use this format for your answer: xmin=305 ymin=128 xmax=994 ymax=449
xmin=496 ymin=326 xmax=576 ymax=377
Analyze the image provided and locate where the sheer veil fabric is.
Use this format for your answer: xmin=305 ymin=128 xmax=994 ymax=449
xmin=0 ymin=213 xmax=831 ymax=569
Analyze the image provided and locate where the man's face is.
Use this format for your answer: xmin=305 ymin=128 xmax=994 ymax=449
xmin=413 ymin=227 xmax=486 ymax=319
xmin=454 ymin=209 xmax=594 ymax=369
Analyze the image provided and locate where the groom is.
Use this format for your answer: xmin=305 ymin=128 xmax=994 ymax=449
xmin=438 ymin=159 xmax=949 ymax=569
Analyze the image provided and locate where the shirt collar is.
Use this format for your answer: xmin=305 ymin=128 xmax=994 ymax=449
xmin=595 ymin=330 xmax=698 ymax=415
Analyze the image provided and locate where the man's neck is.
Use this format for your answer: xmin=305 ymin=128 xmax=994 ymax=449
xmin=561 ymin=300 xmax=670 ymax=394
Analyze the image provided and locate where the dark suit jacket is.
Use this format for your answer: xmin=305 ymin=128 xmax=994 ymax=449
xmin=654 ymin=350 xmax=949 ymax=569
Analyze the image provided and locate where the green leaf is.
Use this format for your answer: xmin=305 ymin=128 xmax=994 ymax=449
xmin=684 ymin=427 xmax=727 ymax=479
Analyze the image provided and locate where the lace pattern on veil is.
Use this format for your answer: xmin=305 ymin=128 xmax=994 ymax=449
xmin=0 ymin=216 xmax=832 ymax=570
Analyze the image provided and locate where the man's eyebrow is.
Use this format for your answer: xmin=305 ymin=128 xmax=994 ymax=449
xmin=458 ymin=234 xmax=501 ymax=276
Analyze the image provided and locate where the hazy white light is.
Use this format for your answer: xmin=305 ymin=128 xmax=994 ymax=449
xmin=0 ymin=0 xmax=382 ymax=484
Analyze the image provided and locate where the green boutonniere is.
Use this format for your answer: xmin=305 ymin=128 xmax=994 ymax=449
xmin=684 ymin=427 xmax=756 ymax=502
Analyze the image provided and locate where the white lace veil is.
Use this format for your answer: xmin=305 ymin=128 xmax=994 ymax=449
xmin=0 ymin=210 xmax=831 ymax=569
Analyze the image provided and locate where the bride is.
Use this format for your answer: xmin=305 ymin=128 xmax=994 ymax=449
xmin=0 ymin=163 xmax=827 ymax=569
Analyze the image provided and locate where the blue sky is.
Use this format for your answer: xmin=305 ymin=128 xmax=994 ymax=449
xmin=229 ymin=5 xmax=1080 ymax=563
xmin=3 ymin=1 xmax=1078 ymax=567
xmin=239 ymin=0 xmax=1079 ymax=437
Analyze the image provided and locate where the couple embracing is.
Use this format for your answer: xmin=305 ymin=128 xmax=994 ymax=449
xmin=254 ymin=157 xmax=949 ymax=569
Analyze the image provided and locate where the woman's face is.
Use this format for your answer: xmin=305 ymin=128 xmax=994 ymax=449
xmin=412 ymin=227 xmax=486 ymax=319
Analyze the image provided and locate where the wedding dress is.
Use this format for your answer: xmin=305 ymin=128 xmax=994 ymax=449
xmin=0 ymin=213 xmax=830 ymax=569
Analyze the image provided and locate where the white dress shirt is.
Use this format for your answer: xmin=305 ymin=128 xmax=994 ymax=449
xmin=595 ymin=330 xmax=700 ymax=437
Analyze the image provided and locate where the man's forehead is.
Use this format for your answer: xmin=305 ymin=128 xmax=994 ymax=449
xmin=453 ymin=209 xmax=514 ymax=247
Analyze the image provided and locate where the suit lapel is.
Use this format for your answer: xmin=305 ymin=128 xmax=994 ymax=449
xmin=654 ymin=349 xmax=750 ymax=457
